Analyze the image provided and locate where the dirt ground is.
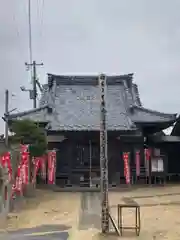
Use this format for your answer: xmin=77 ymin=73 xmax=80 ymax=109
xmin=1 ymin=185 xmax=180 ymax=239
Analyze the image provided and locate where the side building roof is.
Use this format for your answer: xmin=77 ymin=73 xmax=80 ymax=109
xmin=7 ymin=73 xmax=177 ymax=131
xmin=131 ymin=105 xmax=177 ymax=123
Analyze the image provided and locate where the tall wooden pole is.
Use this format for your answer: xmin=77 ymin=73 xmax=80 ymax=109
xmin=99 ymin=74 xmax=109 ymax=233
xmin=5 ymin=89 xmax=9 ymax=147
xmin=32 ymin=61 xmax=37 ymax=108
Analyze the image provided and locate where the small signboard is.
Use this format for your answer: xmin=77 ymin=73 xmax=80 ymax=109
xmin=151 ymin=158 xmax=164 ymax=172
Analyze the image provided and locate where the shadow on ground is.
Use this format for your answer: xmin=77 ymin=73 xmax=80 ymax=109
xmin=0 ymin=224 xmax=70 ymax=240
xmin=131 ymin=191 xmax=180 ymax=199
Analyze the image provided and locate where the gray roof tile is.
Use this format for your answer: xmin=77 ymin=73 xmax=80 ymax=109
xmin=49 ymin=84 xmax=134 ymax=131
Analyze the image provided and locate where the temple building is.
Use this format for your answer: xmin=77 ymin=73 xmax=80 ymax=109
xmin=7 ymin=73 xmax=179 ymax=186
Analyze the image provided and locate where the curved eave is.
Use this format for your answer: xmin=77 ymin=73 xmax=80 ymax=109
xmin=7 ymin=118 xmax=49 ymax=125
xmin=6 ymin=105 xmax=48 ymax=120
xmin=171 ymin=117 xmax=180 ymax=136
xmin=131 ymin=106 xmax=177 ymax=124
xmin=148 ymin=135 xmax=180 ymax=144
xmin=136 ymin=119 xmax=176 ymax=126
xmin=131 ymin=105 xmax=178 ymax=135
xmin=136 ymin=119 xmax=176 ymax=135
xmin=3 ymin=106 xmax=50 ymax=126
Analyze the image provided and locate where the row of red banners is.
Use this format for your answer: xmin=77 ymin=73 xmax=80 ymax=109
xmin=0 ymin=145 xmax=150 ymax=189
xmin=47 ymin=151 xmax=56 ymax=184
xmin=0 ymin=145 xmax=56 ymax=199
xmin=31 ymin=150 xmax=56 ymax=185
xmin=123 ymin=149 xmax=151 ymax=184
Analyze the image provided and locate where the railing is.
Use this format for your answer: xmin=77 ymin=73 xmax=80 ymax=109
xmin=167 ymin=173 xmax=180 ymax=181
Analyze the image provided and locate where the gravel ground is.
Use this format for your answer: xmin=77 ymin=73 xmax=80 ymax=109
xmin=0 ymin=186 xmax=180 ymax=239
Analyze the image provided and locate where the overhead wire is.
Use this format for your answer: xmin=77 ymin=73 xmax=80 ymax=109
xmin=11 ymin=4 xmax=28 ymax=108
xmin=36 ymin=0 xmax=45 ymax=57
xmin=36 ymin=0 xmax=45 ymax=100
xmin=40 ymin=0 xmax=45 ymax=38
xmin=28 ymin=0 xmax=33 ymax=81
xmin=12 ymin=13 xmax=20 ymax=39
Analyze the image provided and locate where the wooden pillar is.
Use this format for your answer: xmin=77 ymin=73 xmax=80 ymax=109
xmin=67 ymin=141 xmax=73 ymax=186
xmin=148 ymin=154 xmax=152 ymax=185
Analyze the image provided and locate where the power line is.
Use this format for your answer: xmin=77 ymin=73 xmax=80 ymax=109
xmin=37 ymin=0 xmax=45 ymax=26
xmin=28 ymin=0 xmax=33 ymax=81
xmin=37 ymin=0 xmax=45 ymax=57
xmin=41 ymin=0 xmax=45 ymax=30
xmin=12 ymin=13 xmax=20 ymax=39
xmin=23 ymin=0 xmax=44 ymax=108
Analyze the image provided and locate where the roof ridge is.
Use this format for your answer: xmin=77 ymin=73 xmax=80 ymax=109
xmin=47 ymin=73 xmax=134 ymax=86
xmin=120 ymin=84 xmax=136 ymax=128
xmin=132 ymin=83 xmax=142 ymax=106
xmin=47 ymin=73 xmax=133 ymax=78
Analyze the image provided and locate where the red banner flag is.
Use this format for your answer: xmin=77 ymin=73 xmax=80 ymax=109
xmin=20 ymin=144 xmax=29 ymax=153
xmin=32 ymin=157 xmax=41 ymax=184
xmin=20 ymin=151 xmax=29 ymax=185
xmin=123 ymin=152 xmax=130 ymax=184
xmin=48 ymin=151 xmax=56 ymax=185
xmin=12 ymin=145 xmax=30 ymax=196
xmin=32 ymin=155 xmax=47 ymax=182
xmin=0 ymin=152 xmax=12 ymax=182
xmin=136 ymin=151 xmax=140 ymax=177
xmin=13 ymin=166 xmax=23 ymax=194
xmin=145 ymin=148 xmax=151 ymax=161
xmin=144 ymin=148 xmax=151 ymax=176
xmin=40 ymin=155 xmax=46 ymax=180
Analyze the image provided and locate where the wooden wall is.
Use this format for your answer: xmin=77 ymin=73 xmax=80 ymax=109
xmin=47 ymin=131 xmax=144 ymax=185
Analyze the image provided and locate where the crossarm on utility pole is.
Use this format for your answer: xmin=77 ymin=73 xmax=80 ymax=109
xmin=25 ymin=61 xmax=43 ymax=109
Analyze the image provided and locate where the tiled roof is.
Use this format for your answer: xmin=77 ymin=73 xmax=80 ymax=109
xmin=38 ymin=74 xmax=136 ymax=131
xmin=8 ymin=106 xmax=49 ymax=122
xmin=7 ymin=73 xmax=177 ymax=131
xmin=48 ymin=83 xmax=135 ymax=131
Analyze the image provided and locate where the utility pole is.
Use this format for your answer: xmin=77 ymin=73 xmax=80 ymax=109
xmin=4 ymin=89 xmax=9 ymax=146
xmin=25 ymin=61 xmax=43 ymax=108
xmin=32 ymin=61 xmax=37 ymax=108
xmin=99 ymin=74 xmax=109 ymax=233
xmin=3 ymin=90 xmax=17 ymax=147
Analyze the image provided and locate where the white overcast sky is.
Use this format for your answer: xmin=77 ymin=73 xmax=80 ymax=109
xmin=0 ymin=0 xmax=180 ymax=133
